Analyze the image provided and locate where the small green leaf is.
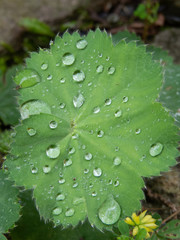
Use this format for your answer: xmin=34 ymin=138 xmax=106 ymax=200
xmin=118 ymin=220 xmax=129 ymax=236
xmin=19 ymin=18 xmax=54 ymax=37
xmin=157 ymin=220 xmax=180 ymax=239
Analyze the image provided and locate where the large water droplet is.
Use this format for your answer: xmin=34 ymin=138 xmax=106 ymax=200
xmin=108 ymin=66 xmax=115 ymax=75
xmin=73 ymin=70 xmax=85 ymax=82
xmin=49 ymin=120 xmax=58 ymax=129
xmin=62 ymin=53 xmax=75 ymax=65
xmin=76 ymin=39 xmax=88 ymax=49
xmin=64 ymin=159 xmax=72 ymax=167
xmin=97 ymin=130 xmax=104 ymax=138
xmin=93 ymin=168 xmax=102 ymax=177
xmin=31 ymin=167 xmax=38 ymax=174
xmin=41 ymin=63 xmax=48 ymax=70
xmin=93 ymin=106 xmax=100 ymax=114
xmin=65 ymin=208 xmax=75 ymax=217
xmin=73 ymin=93 xmax=85 ymax=108
xmin=98 ymin=195 xmax=121 ymax=225
xmin=113 ymin=157 xmax=121 ymax=166
xmin=149 ymin=143 xmax=163 ymax=157
xmin=46 ymin=145 xmax=60 ymax=159
xmin=56 ymin=193 xmax=65 ymax=201
xmin=27 ymin=128 xmax=36 ymax=136
xmin=85 ymin=153 xmax=92 ymax=160
xmin=114 ymin=110 xmax=122 ymax=118
xmin=105 ymin=98 xmax=112 ymax=106
xmin=73 ymin=197 xmax=85 ymax=205
xmin=15 ymin=69 xmax=41 ymax=88
xmin=52 ymin=207 xmax=62 ymax=216
xmin=43 ymin=165 xmax=51 ymax=173
xmin=96 ymin=65 xmax=104 ymax=73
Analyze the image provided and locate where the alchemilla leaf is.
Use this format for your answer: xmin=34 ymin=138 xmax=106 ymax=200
xmin=5 ymin=30 xmax=179 ymax=230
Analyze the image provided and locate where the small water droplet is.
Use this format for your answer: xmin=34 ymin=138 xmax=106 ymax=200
xmin=113 ymin=157 xmax=121 ymax=166
xmin=59 ymin=178 xmax=65 ymax=184
xmin=64 ymin=159 xmax=72 ymax=167
xmin=76 ymin=39 xmax=88 ymax=49
xmin=60 ymin=78 xmax=65 ymax=83
xmin=65 ymin=208 xmax=75 ymax=217
xmin=93 ymin=168 xmax=102 ymax=177
xmin=123 ymin=96 xmax=128 ymax=103
xmin=15 ymin=69 xmax=41 ymax=88
xmin=93 ymin=106 xmax=100 ymax=114
xmin=73 ymin=93 xmax=85 ymax=108
xmin=56 ymin=193 xmax=65 ymax=201
xmin=106 ymin=57 xmax=110 ymax=61
xmin=98 ymin=53 xmax=103 ymax=58
xmin=73 ymin=197 xmax=85 ymax=205
xmin=108 ymin=66 xmax=115 ymax=75
xmin=98 ymin=195 xmax=121 ymax=225
xmin=52 ymin=207 xmax=62 ymax=216
xmin=31 ymin=167 xmax=38 ymax=174
xmin=105 ymin=98 xmax=112 ymax=106
xmin=43 ymin=165 xmax=51 ymax=173
xmin=72 ymin=133 xmax=79 ymax=139
xmin=82 ymin=144 xmax=86 ymax=150
xmin=115 ymin=110 xmax=122 ymax=118
xmin=85 ymin=153 xmax=92 ymax=160
xmin=59 ymin=103 xmax=66 ymax=109
xmin=108 ymin=179 xmax=113 ymax=185
xmin=62 ymin=53 xmax=75 ymax=65
xmin=96 ymin=65 xmax=104 ymax=73
xmin=68 ymin=147 xmax=75 ymax=155
xmin=47 ymin=75 xmax=53 ymax=80
xmin=115 ymin=147 xmax=119 ymax=152
xmin=73 ymin=182 xmax=78 ymax=188
xmin=135 ymin=128 xmax=141 ymax=134
xmin=41 ymin=63 xmax=48 ymax=70
xmin=97 ymin=130 xmax=104 ymax=138
xmin=149 ymin=143 xmax=163 ymax=157
xmin=46 ymin=145 xmax=60 ymax=159
xmin=114 ymin=180 xmax=119 ymax=187
xmin=49 ymin=120 xmax=58 ymax=129
xmin=27 ymin=128 xmax=36 ymax=136
xmin=73 ymin=70 xmax=85 ymax=82
xmin=92 ymin=191 xmax=97 ymax=197
xmin=84 ymin=168 xmax=89 ymax=174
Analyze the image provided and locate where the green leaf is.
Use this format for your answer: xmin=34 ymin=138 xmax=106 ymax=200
xmin=19 ymin=18 xmax=54 ymax=37
xmin=0 ymin=130 xmax=13 ymax=154
xmin=0 ymin=234 xmax=7 ymax=240
xmin=6 ymin=30 xmax=179 ymax=230
xmin=135 ymin=228 xmax=147 ymax=240
xmin=0 ymin=170 xmax=20 ymax=233
xmin=118 ymin=220 xmax=129 ymax=236
xmin=0 ymin=66 xmax=21 ymax=125
xmin=112 ymin=31 xmax=141 ymax=46
xmin=10 ymin=190 xmax=117 ymax=240
xmin=157 ymin=220 xmax=180 ymax=239
xmin=117 ymin=236 xmax=133 ymax=240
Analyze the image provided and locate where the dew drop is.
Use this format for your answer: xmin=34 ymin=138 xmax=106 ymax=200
xmin=96 ymin=65 xmax=104 ymax=73
xmin=114 ymin=110 xmax=122 ymax=118
xmin=65 ymin=208 xmax=75 ymax=217
xmin=105 ymin=98 xmax=112 ymax=106
xmin=31 ymin=167 xmax=38 ymax=174
xmin=123 ymin=96 xmax=128 ymax=103
xmin=49 ymin=120 xmax=58 ymax=129
xmin=98 ymin=195 xmax=121 ymax=225
xmin=52 ymin=207 xmax=62 ymax=216
xmin=59 ymin=178 xmax=65 ymax=184
xmin=73 ymin=182 xmax=78 ymax=188
xmin=93 ymin=168 xmax=102 ymax=177
xmin=68 ymin=147 xmax=75 ymax=155
xmin=15 ymin=69 xmax=41 ymax=88
xmin=72 ymin=133 xmax=79 ymax=139
xmin=73 ymin=70 xmax=85 ymax=82
xmin=43 ymin=165 xmax=51 ymax=173
xmin=41 ymin=63 xmax=48 ymax=70
xmin=62 ymin=53 xmax=75 ymax=65
xmin=56 ymin=193 xmax=65 ymax=201
xmin=135 ymin=128 xmax=141 ymax=134
xmin=113 ymin=157 xmax=121 ymax=166
xmin=60 ymin=78 xmax=65 ymax=84
xmin=59 ymin=103 xmax=66 ymax=109
xmin=149 ymin=143 xmax=163 ymax=157
xmin=46 ymin=145 xmax=60 ymax=159
xmin=84 ymin=168 xmax=89 ymax=174
xmin=47 ymin=75 xmax=53 ymax=80
xmin=73 ymin=197 xmax=85 ymax=205
xmin=97 ymin=130 xmax=104 ymax=138
xmin=27 ymin=128 xmax=36 ymax=136
xmin=76 ymin=39 xmax=88 ymax=49
xmin=93 ymin=106 xmax=100 ymax=114
xmin=85 ymin=153 xmax=92 ymax=160
xmin=73 ymin=93 xmax=85 ymax=108
xmin=64 ymin=159 xmax=72 ymax=167
xmin=92 ymin=191 xmax=97 ymax=197
xmin=108 ymin=66 xmax=115 ymax=75
xmin=114 ymin=180 xmax=119 ymax=187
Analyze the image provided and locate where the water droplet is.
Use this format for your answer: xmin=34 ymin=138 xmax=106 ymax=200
xmin=98 ymin=195 xmax=121 ymax=225
xmin=52 ymin=207 xmax=62 ymax=216
xmin=114 ymin=180 xmax=119 ymax=187
xmin=65 ymin=208 xmax=75 ymax=217
xmin=96 ymin=65 xmax=104 ymax=73
xmin=43 ymin=165 xmax=51 ymax=173
xmin=135 ymin=128 xmax=141 ymax=134
xmin=98 ymin=53 xmax=103 ymax=58
xmin=47 ymin=75 xmax=53 ymax=80
xmin=85 ymin=153 xmax=92 ymax=160
xmin=97 ymin=130 xmax=104 ymax=138
xmin=108 ymin=66 xmax=115 ymax=75
xmin=73 ymin=70 xmax=85 ymax=82
xmin=41 ymin=63 xmax=48 ymax=70
xmin=73 ymin=197 xmax=85 ymax=205
xmin=59 ymin=103 xmax=66 ymax=109
xmin=115 ymin=147 xmax=119 ymax=152
xmin=92 ymin=191 xmax=97 ymax=197
xmin=73 ymin=93 xmax=85 ymax=108
xmin=93 ymin=106 xmax=100 ymax=114
xmin=113 ymin=157 xmax=121 ymax=166
xmin=62 ymin=53 xmax=75 ymax=65
xmin=84 ymin=168 xmax=89 ymax=174
xmin=73 ymin=182 xmax=78 ymax=188
xmin=60 ymin=78 xmax=65 ymax=83
xmin=68 ymin=147 xmax=75 ymax=155
xmin=15 ymin=69 xmax=41 ymax=88
xmin=105 ymin=98 xmax=112 ymax=106
xmin=76 ymin=39 xmax=88 ymax=49
xmin=149 ymin=143 xmax=163 ymax=157
xmin=56 ymin=193 xmax=65 ymax=201
xmin=81 ymin=145 xmax=86 ymax=150
xmin=46 ymin=145 xmax=60 ymax=159
xmin=27 ymin=128 xmax=36 ymax=136
xmin=106 ymin=57 xmax=110 ymax=61
xmin=123 ymin=96 xmax=128 ymax=103
xmin=64 ymin=159 xmax=72 ymax=167
xmin=93 ymin=168 xmax=102 ymax=177
xmin=59 ymin=178 xmax=65 ymax=184
xmin=49 ymin=120 xmax=58 ymax=129
xmin=72 ymin=133 xmax=79 ymax=139
xmin=31 ymin=167 xmax=38 ymax=174
xmin=114 ymin=110 xmax=122 ymax=118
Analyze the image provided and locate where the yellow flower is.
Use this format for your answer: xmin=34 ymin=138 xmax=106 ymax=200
xmin=125 ymin=210 xmax=158 ymax=238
